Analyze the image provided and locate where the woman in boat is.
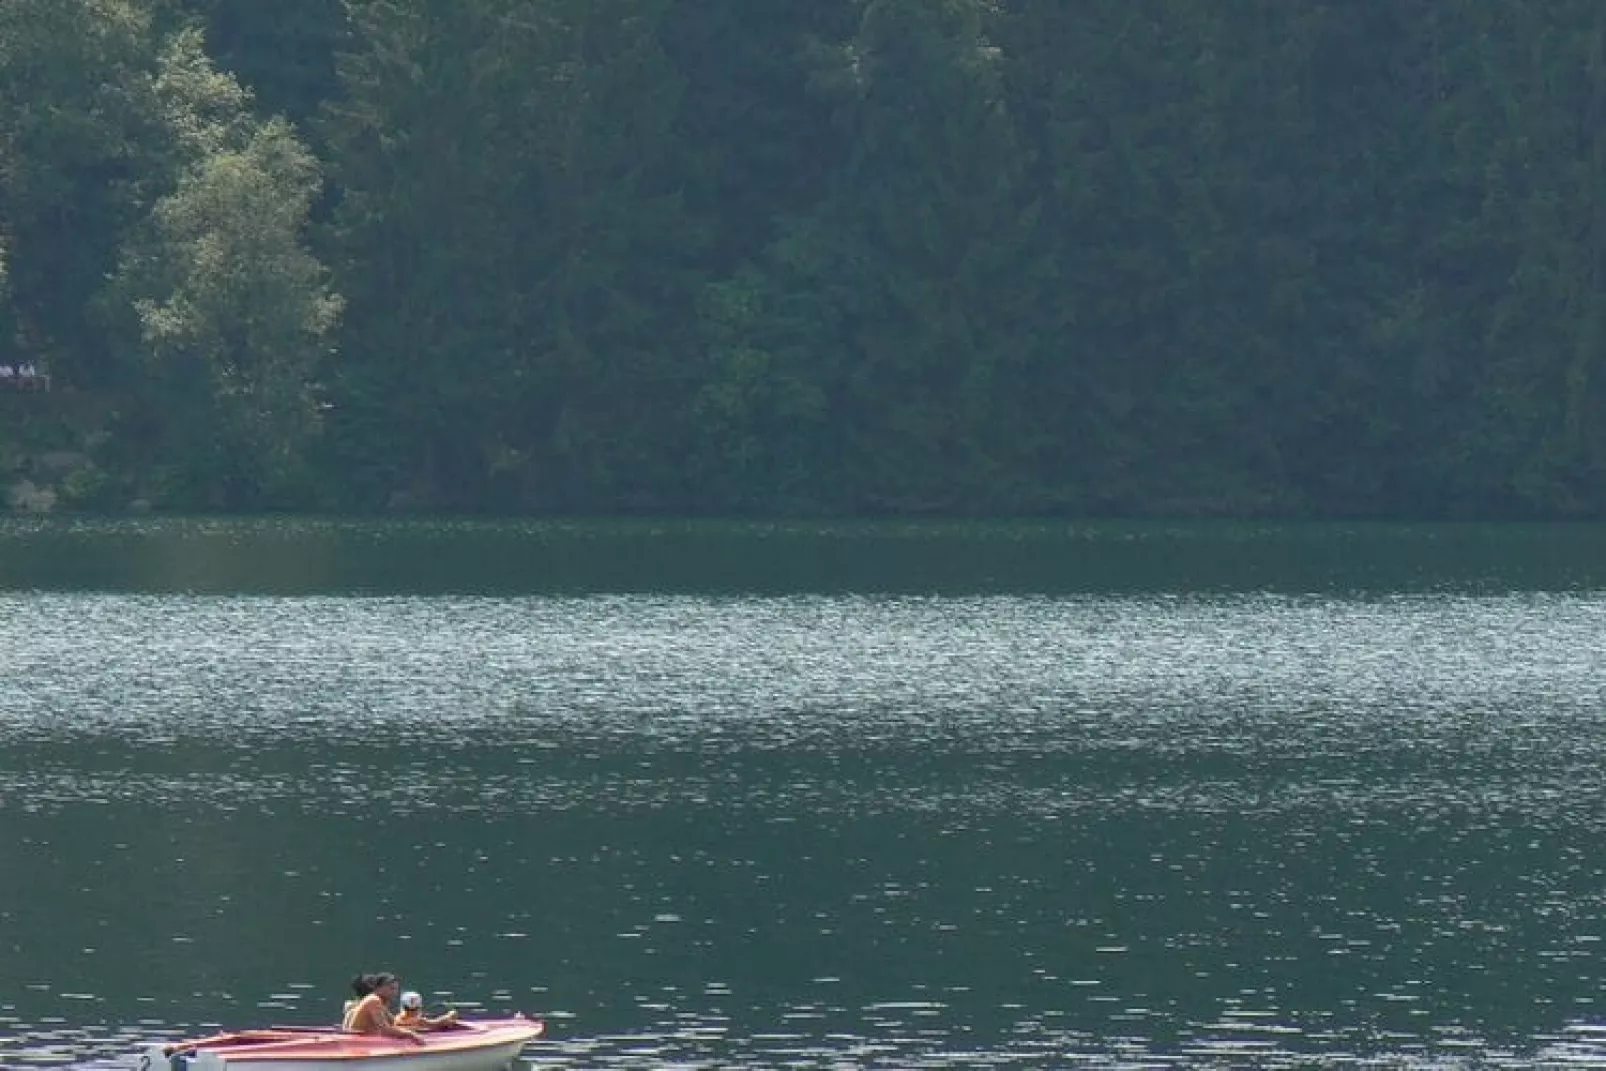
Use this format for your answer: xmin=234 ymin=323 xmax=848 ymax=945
xmin=341 ymin=971 xmax=425 ymax=1044
xmin=342 ymin=973 xmax=376 ymax=1021
xmin=395 ymin=990 xmax=460 ymax=1030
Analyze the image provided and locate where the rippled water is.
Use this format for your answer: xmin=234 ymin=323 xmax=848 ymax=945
xmin=3 ymin=587 xmax=1606 ymax=1067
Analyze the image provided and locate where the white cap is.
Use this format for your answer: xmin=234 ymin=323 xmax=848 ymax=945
xmin=400 ymin=991 xmax=423 ymax=1010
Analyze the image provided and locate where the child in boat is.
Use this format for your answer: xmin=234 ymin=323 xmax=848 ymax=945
xmin=395 ymin=990 xmax=460 ymax=1030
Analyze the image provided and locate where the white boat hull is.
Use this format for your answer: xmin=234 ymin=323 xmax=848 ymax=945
xmin=183 ymin=1038 xmax=525 ymax=1071
xmin=140 ymin=1018 xmax=542 ymax=1071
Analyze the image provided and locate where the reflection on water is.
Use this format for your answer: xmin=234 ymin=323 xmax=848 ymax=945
xmin=3 ymin=589 xmax=1606 ymax=1068
xmin=3 ymin=516 xmax=1606 ymax=596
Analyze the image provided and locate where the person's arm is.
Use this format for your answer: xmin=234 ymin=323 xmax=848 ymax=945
xmin=351 ymin=998 xmax=426 ymax=1044
xmin=375 ymin=1005 xmax=425 ymax=1044
xmin=380 ymin=1020 xmax=426 ymax=1044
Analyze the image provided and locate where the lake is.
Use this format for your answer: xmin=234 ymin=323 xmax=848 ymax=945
xmin=2 ymin=518 xmax=1605 ymax=1068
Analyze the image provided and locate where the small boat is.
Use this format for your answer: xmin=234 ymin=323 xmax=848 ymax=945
xmin=139 ymin=1017 xmax=545 ymax=1071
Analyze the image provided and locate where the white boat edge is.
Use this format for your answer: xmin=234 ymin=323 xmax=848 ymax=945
xmin=153 ymin=1040 xmax=527 ymax=1071
xmin=138 ymin=1019 xmax=543 ymax=1071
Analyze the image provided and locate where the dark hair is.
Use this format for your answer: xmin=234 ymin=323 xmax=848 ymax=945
xmin=350 ymin=972 xmax=397 ymax=997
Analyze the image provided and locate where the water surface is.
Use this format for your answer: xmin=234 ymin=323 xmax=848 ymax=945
xmin=1 ymin=520 xmax=1604 ymax=1067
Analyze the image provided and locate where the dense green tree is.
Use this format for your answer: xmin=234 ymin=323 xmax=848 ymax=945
xmin=318 ymin=0 xmax=525 ymax=506
xmin=658 ymin=0 xmax=855 ymax=271
xmin=0 ymin=4 xmax=337 ymax=507
xmin=324 ymin=0 xmax=709 ymax=510
xmin=113 ymin=33 xmax=340 ymax=507
xmin=0 ymin=0 xmax=164 ymax=382
xmin=1455 ymin=1 xmax=1606 ymax=515
xmin=699 ymin=0 xmax=1039 ymax=513
xmin=4 ymin=0 xmax=1606 ymax=519
xmin=999 ymin=0 xmax=1231 ymax=514
xmin=665 ymin=0 xmax=857 ymax=511
xmin=196 ymin=0 xmax=350 ymax=127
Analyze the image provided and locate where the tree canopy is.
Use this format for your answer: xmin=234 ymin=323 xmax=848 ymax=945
xmin=3 ymin=0 xmax=1605 ymax=518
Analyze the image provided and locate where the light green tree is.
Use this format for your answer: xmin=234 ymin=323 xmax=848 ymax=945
xmin=115 ymin=30 xmax=341 ymax=506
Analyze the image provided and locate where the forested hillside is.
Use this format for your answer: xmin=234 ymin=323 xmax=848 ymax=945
xmin=3 ymin=0 xmax=1605 ymax=517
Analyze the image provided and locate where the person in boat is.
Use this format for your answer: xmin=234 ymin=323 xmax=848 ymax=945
xmin=341 ymin=971 xmax=425 ymax=1044
xmin=342 ymin=973 xmax=375 ymax=1020
xmin=395 ymin=989 xmax=460 ymax=1030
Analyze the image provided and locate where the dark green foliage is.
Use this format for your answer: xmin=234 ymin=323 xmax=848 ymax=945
xmin=5 ymin=0 xmax=1606 ymax=518
xmin=0 ymin=0 xmax=164 ymax=384
xmin=657 ymin=0 xmax=856 ymax=271
xmin=1 ymin=0 xmax=335 ymax=509
xmin=197 ymin=0 xmax=350 ymax=127
xmin=322 ymin=0 xmax=709 ymax=510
